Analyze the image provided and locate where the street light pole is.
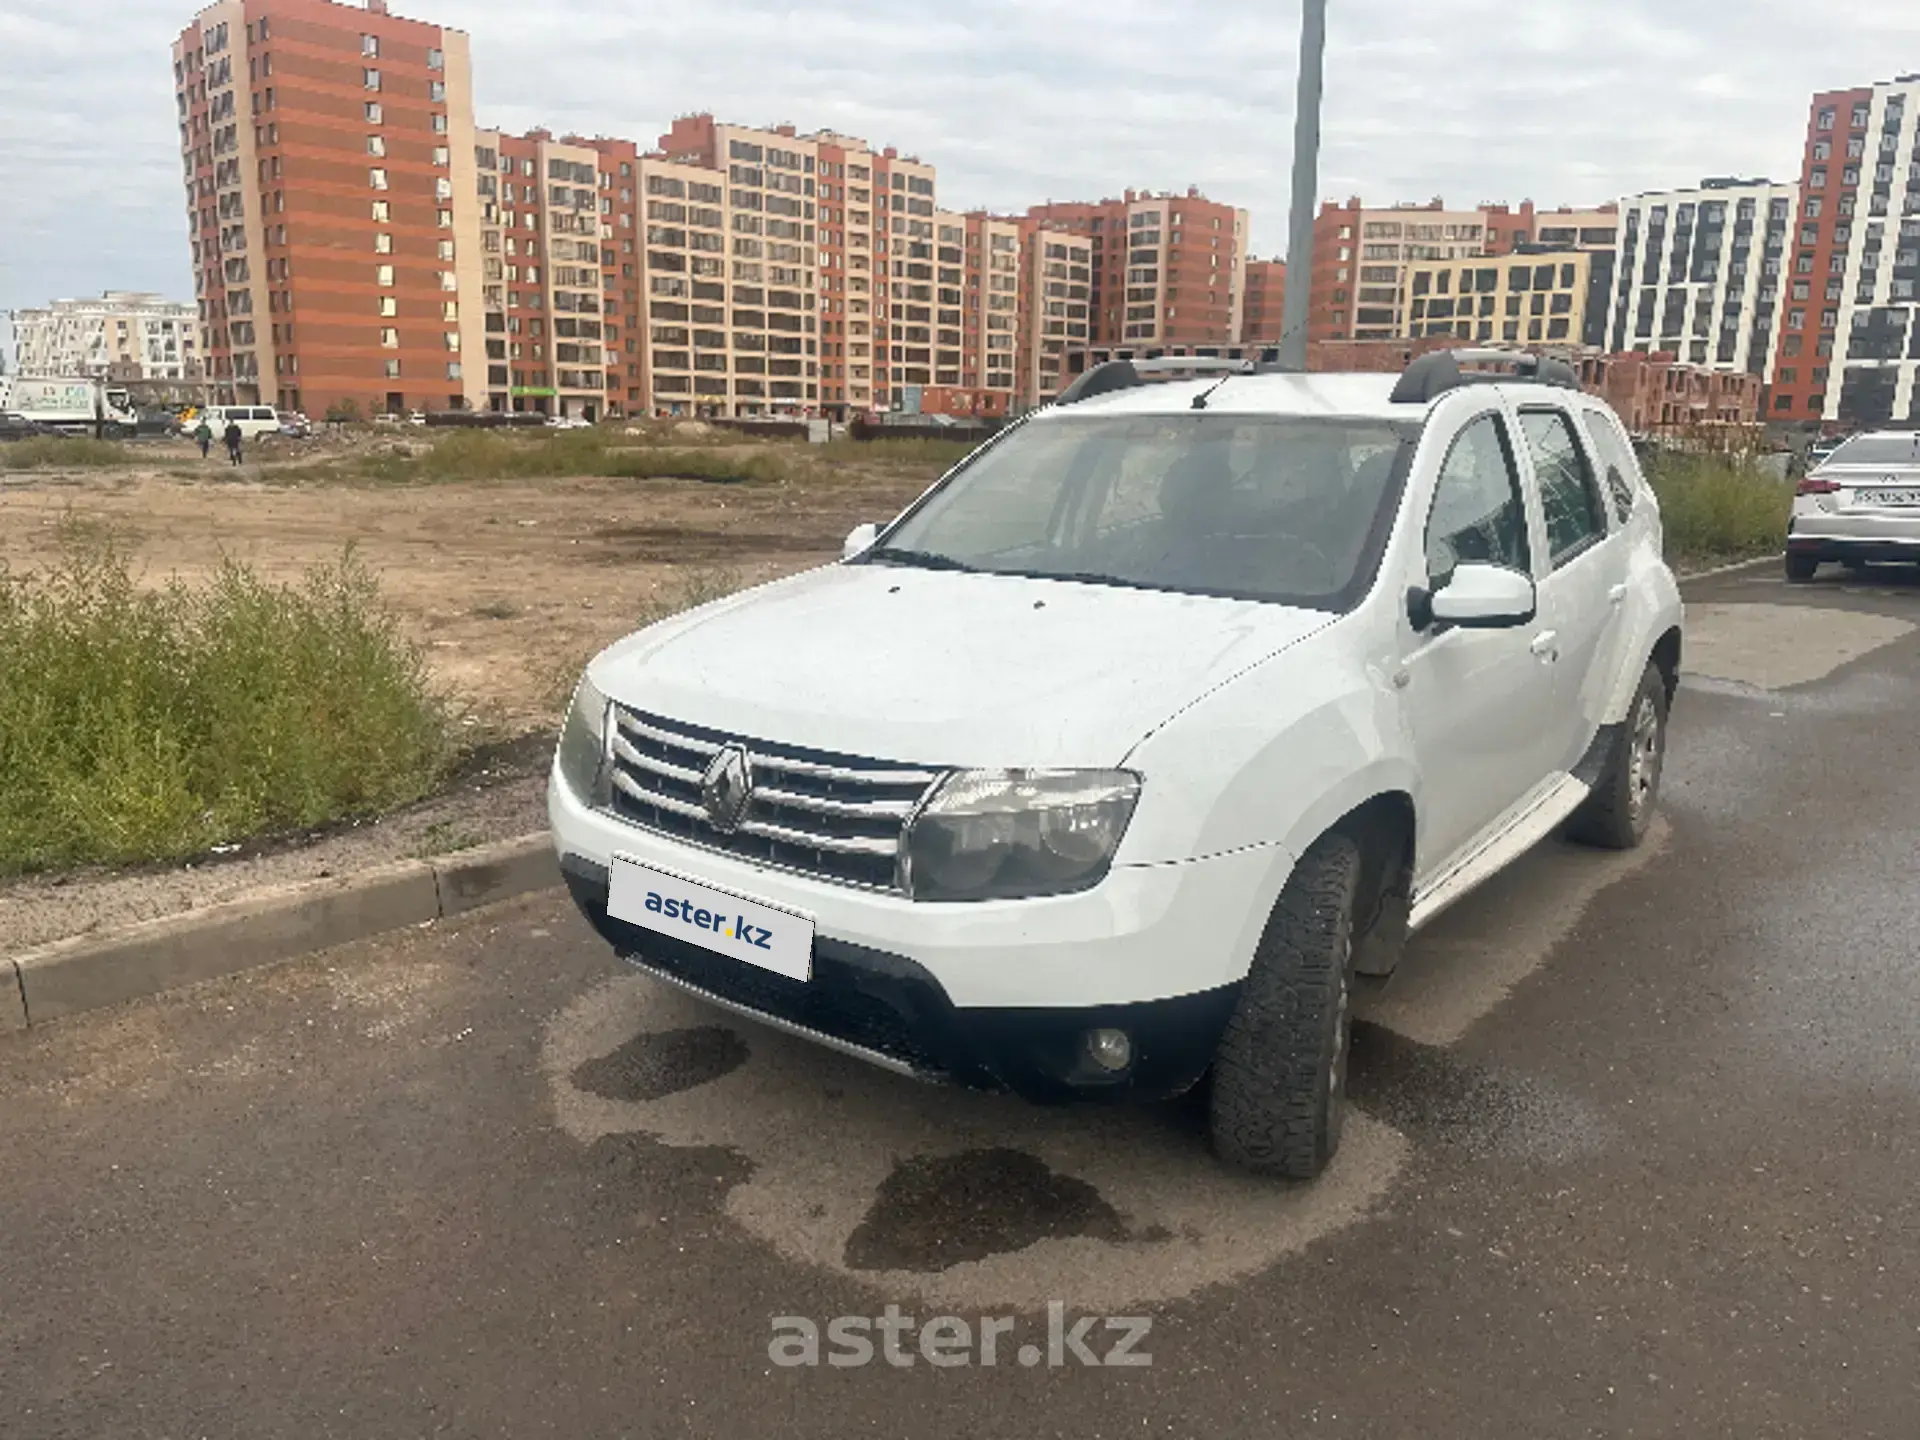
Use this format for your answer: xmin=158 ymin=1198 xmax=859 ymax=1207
xmin=1275 ymin=0 xmax=1327 ymax=373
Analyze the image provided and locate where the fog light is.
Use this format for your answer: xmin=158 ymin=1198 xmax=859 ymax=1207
xmin=1084 ymin=1028 xmax=1132 ymax=1073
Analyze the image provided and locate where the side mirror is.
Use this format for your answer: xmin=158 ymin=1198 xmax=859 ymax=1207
xmin=842 ymin=522 xmax=880 ymax=560
xmin=1427 ymin=562 xmax=1536 ymax=629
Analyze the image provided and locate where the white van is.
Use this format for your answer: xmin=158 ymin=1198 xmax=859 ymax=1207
xmin=204 ymin=405 xmax=282 ymax=439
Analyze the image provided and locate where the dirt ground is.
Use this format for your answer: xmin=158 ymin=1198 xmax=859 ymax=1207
xmin=0 ymin=446 xmax=940 ymax=735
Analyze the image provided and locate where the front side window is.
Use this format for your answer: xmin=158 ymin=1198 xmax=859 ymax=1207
xmin=869 ymin=414 xmax=1412 ymax=610
xmin=1424 ymin=412 xmax=1530 ymax=584
xmin=1520 ymin=409 xmax=1607 ymax=565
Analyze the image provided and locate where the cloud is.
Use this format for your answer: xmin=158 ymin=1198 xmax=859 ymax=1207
xmin=2 ymin=0 xmax=1917 ymax=319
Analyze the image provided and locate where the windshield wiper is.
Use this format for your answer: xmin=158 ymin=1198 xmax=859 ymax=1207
xmin=865 ymin=546 xmax=981 ymax=573
xmin=1002 ymin=568 xmax=1173 ymax=594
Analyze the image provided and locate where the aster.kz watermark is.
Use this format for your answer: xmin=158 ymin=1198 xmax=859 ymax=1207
xmin=769 ymin=1303 xmax=1151 ymax=1369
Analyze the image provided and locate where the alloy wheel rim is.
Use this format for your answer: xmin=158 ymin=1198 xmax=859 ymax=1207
xmin=1627 ymin=695 xmax=1661 ymax=820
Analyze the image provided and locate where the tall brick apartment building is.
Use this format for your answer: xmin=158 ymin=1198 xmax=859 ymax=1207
xmin=172 ymin=0 xmax=488 ymax=416
xmin=1768 ymin=75 xmax=1920 ymax=427
xmin=1240 ymin=258 xmax=1286 ymax=345
xmin=1027 ymin=189 xmax=1249 ymax=350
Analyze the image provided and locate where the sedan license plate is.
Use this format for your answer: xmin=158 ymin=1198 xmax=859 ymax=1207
xmin=608 ymin=855 xmax=814 ymax=981
xmin=1859 ymin=487 xmax=1920 ymax=507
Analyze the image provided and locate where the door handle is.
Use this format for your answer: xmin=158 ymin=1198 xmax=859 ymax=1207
xmin=1609 ymin=584 xmax=1628 ymax=606
xmin=1529 ymin=630 xmax=1560 ymax=661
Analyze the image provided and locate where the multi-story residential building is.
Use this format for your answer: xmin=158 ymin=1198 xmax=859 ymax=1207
xmin=1309 ymin=199 xmax=1490 ymax=343
xmin=1028 ymin=190 xmax=1248 ymax=350
xmin=1605 ymin=177 xmax=1796 ymax=393
xmin=171 ymin=0 xmax=489 ymax=417
xmin=8 ymin=292 xmax=200 ymax=381
xmin=470 ymin=129 xmax=627 ymax=419
xmin=1402 ymin=250 xmax=1608 ymax=349
xmin=1019 ymin=222 xmax=1093 ymax=406
xmin=1240 ymin=258 xmax=1287 ymax=346
xmin=1483 ymin=202 xmax=1620 ymax=256
xmin=1770 ymin=76 xmax=1920 ymax=426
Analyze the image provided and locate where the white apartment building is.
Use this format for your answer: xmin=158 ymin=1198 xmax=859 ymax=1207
xmin=1827 ymin=77 xmax=1920 ymax=425
xmin=1605 ymin=177 xmax=1797 ymax=382
xmin=9 ymin=292 xmax=200 ymax=380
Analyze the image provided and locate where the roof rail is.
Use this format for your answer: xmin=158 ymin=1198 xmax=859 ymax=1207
xmin=1054 ymin=356 xmax=1253 ymax=406
xmin=1389 ymin=348 xmax=1581 ymax=405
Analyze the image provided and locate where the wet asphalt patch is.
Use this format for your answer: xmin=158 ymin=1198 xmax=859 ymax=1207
xmin=570 ymin=1025 xmax=750 ymax=1102
xmin=843 ymin=1148 xmax=1168 ymax=1273
xmin=1347 ymin=1021 xmax=1610 ymax=1164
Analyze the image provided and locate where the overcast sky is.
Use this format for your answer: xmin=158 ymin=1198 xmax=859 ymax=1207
xmin=2 ymin=0 xmax=1918 ymax=329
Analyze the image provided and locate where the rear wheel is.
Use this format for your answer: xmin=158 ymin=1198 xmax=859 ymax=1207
xmin=1566 ymin=662 xmax=1668 ymax=850
xmin=1785 ymin=552 xmax=1819 ymax=583
xmin=1208 ymin=834 xmax=1360 ymax=1179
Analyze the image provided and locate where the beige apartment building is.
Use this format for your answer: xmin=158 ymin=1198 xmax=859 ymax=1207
xmin=8 ymin=292 xmax=200 ymax=382
xmin=1400 ymin=251 xmax=1602 ymax=349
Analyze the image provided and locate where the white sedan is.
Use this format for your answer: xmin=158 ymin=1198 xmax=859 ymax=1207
xmin=1788 ymin=430 xmax=1920 ymax=580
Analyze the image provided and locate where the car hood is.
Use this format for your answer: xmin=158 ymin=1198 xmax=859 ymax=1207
xmin=588 ymin=564 xmax=1338 ymax=768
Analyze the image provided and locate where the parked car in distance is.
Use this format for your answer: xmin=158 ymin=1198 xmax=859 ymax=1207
xmin=0 ymin=411 xmax=62 ymax=441
xmin=278 ymin=413 xmax=313 ymax=438
xmin=372 ymin=411 xmax=402 ymax=427
xmin=548 ymin=347 xmax=1684 ymax=1180
xmin=1787 ymin=429 xmax=1920 ymax=580
xmin=406 ymin=410 xmax=428 ymax=427
xmin=547 ymin=414 xmax=592 ymax=430
xmin=201 ymin=404 xmax=283 ymax=439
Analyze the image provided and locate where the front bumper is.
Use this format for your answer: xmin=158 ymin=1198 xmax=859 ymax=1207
xmin=550 ymin=763 xmax=1287 ymax=1101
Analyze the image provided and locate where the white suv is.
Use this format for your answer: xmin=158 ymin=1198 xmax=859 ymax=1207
xmin=548 ymin=350 xmax=1683 ymax=1178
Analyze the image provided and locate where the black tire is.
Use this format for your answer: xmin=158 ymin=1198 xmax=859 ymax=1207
xmin=1208 ymin=833 xmax=1361 ymax=1179
xmin=1565 ymin=662 xmax=1668 ymax=850
xmin=1785 ymin=552 xmax=1819 ymax=583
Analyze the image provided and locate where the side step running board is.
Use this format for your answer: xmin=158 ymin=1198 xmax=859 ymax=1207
xmin=1408 ymin=773 xmax=1591 ymax=934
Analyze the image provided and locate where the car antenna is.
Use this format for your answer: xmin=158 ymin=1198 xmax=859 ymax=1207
xmin=1190 ymin=372 xmax=1238 ymax=410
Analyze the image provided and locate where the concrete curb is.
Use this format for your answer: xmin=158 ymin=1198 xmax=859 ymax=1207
xmin=6 ymin=833 xmax=559 ymax=1029
xmin=1677 ymin=553 xmax=1781 ymax=584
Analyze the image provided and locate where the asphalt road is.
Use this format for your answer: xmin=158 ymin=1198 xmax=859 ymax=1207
xmin=5 ymin=562 xmax=1920 ymax=1439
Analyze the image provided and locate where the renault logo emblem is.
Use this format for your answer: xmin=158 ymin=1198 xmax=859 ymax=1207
xmin=700 ymin=744 xmax=754 ymax=832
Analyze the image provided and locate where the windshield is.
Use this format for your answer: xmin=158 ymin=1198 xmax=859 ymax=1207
xmin=1827 ymin=434 xmax=1920 ymax=467
xmin=869 ymin=414 xmax=1413 ymax=610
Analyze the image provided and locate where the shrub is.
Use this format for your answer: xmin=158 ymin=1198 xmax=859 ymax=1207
xmin=324 ymin=398 xmax=363 ymax=423
xmin=1644 ymin=451 xmax=1792 ymax=565
xmin=0 ymin=437 xmax=138 ymax=470
xmin=0 ymin=524 xmax=454 ymax=874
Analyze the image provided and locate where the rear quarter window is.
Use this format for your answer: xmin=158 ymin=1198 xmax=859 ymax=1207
xmin=1580 ymin=408 xmax=1644 ymax=525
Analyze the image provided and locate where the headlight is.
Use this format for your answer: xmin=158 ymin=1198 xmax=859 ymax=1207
xmin=556 ymin=674 xmax=611 ymax=804
xmin=901 ymin=769 xmax=1140 ymax=902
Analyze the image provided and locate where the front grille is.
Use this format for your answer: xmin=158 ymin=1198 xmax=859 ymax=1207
xmin=606 ymin=706 xmax=942 ymax=890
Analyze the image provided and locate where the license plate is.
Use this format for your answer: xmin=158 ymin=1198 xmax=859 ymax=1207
xmin=607 ymin=855 xmax=814 ymax=981
xmin=1858 ymin=488 xmax=1920 ymax=507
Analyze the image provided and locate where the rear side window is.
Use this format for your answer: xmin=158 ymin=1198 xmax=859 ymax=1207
xmin=1425 ymin=412 xmax=1531 ymax=585
xmin=1519 ymin=409 xmax=1607 ymax=567
xmin=1580 ymin=409 xmax=1641 ymax=524
xmin=253 ymin=408 xmax=274 ymax=421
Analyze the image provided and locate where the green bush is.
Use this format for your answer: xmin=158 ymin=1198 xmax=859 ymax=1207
xmin=814 ymin=436 xmax=976 ymax=468
xmin=0 ymin=437 xmax=139 ymax=470
xmin=0 ymin=524 xmax=454 ymax=874
xmin=1644 ymin=451 xmax=1792 ymax=566
xmin=276 ymin=430 xmax=794 ymax=486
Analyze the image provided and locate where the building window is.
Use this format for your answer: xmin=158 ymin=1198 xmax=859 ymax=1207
xmin=437 ymin=239 xmax=454 ymax=260
xmin=380 ymin=296 xmax=397 ymax=317
xmin=367 ymin=134 xmax=385 ymax=156
xmin=427 ymin=47 xmax=444 ymax=70
xmin=364 ymin=101 xmax=382 ymax=123
xmin=363 ymin=67 xmax=380 ymax=90
xmin=1817 ymin=107 xmax=1836 ymax=130
xmin=369 ymin=167 xmax=387 ymax=190
xmin=429 ymin=80 xmax=446 ymax=102
xmin=374 ymin=232 xmax=392 ymax=254
xmin=384 ymin=359 xmax=401 ymax=379
xmin=372 ymin=199 xmax=390 ymax=221
xmin=376 ymin=264 xmax=394 ymax=286
xmin=432 ymin=113 xmax=447 ymax=135
xmin=432 ymin=146 xmax=449 ymax=167
xmin=381 ymin=327 xmax=399 ymax=348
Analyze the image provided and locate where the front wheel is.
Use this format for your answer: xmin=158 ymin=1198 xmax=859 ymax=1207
xmin=1785 ymin=552 xmax=1819 ymax=583
xmin=1208 ymin=833 xmax=1361 ymax=1179
xmin=1565 ymin=662 xmax=1668 ymax=850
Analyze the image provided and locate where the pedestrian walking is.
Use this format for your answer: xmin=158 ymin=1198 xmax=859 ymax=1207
xmin=194 ymin=416 xmax=213 ymax=458
xmin=224 ymin=419 xmax=244 ymax=466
